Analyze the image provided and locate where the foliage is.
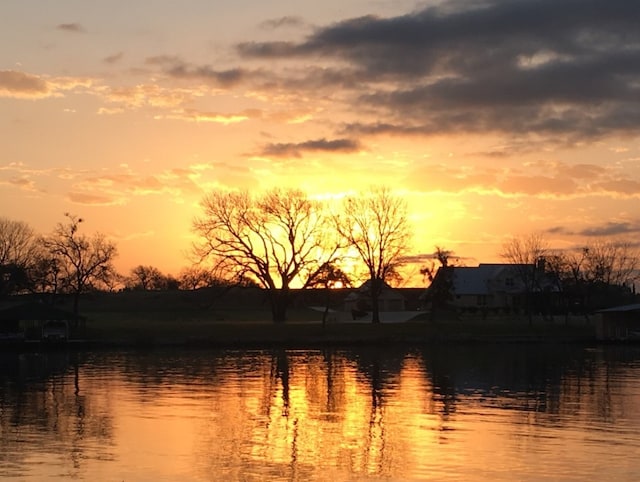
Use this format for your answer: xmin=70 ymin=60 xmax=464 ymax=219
xmin=421 ymin=246 xmax=459 ymax=319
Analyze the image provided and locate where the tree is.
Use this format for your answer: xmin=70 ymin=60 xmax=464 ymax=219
xmin=500 ymin=232 xmax=549 ymax=324
xmin=421 ymin=246 xmax=459 ymax=320
xmin=192 ymin=188 xmax=341 ymax=322
xmin=0 ymin=217 xmax=37 ymax=267
xmin=306 ymin=261 xmax=352 ymax=326
xmin=0 ymin=218 xmax=38 ymax=296
xmin=126 ymin=265 xmax=166 ymax=291
xmin=42 ymin=214 xmax=118 ymax=323
xmin=336 ymin=187 xmax=411 ymax=323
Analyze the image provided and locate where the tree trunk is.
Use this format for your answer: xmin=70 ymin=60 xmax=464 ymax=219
xmin=72 ymin=290 xmax=81 ymax=330
xmin=370 ymin=278 xmax=381 ymax=324
xmin=270 ymin=289 xmax=289 ymax=323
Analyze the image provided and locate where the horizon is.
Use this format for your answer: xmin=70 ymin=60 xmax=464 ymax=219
xmin=2 ymin=0 xmax=639 ymax=280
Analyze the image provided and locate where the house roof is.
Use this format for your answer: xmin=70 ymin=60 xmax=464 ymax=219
xmin=449 ymin=264 xmax=511 ymax=295
xmin=345 ymin=279 xmax=405 ymax=301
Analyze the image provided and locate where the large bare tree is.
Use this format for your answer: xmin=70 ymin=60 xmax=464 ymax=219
xmin=192 ymin=188 xmax=341 ymax=322
xmin=0 ymin=217 xmax=37 ymax=267
xmin=0 ymin=218 xmax=38 ymax=295
xmin=336 ymin=187 xmax=411 ymax=323
xmin=42 ymin=214 xmax=118 ymax=322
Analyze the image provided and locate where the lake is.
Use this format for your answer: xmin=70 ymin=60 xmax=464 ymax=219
xmin=1 ymin=343 xmax=640 ymax=481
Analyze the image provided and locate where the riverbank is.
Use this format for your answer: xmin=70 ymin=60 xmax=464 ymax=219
xmin=57 ymin=316 xmax=596 ymax=349
xmin=3 ymin=290 xmax=600 ymax=348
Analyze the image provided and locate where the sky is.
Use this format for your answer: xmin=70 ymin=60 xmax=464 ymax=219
xmin=1 ymin=0 xmax=640 ymax=283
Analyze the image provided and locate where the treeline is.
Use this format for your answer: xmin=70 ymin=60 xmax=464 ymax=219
xmin=1 ymin=187 xmax=411 ymax=323
xmin=3 ymin=188 xmax=638 ymax=323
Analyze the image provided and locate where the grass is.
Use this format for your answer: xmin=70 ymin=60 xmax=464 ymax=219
xmin=76 ymin=310 xmax=596 ymax=347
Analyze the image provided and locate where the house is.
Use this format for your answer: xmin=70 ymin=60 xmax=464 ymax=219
xmin=595 ymin=304 xmax=640 ymax=341
xmin=344 ymin=280 xmax=406 ymax=314
xmin=0 ymin=301 xmax=75 ymax=341
xmin=429 ymin=263 xmax=555 ymax=314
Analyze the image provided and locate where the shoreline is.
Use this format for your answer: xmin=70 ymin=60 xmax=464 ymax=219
xmin=2 ymin=320 xmax=601 ymax=351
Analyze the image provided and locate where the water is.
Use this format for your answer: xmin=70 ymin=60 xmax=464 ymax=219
xmin=1 ymin=344 xmax=640 ymax=481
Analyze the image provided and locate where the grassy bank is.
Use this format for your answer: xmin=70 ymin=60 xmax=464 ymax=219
xmin=18 ymin=290 xmax=597 ymax=347
xmin=77 ymin=313 xmax=596 ymax=347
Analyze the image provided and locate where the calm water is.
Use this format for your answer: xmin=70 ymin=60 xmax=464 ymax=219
xmin=1 ymin=344 xmax=640 ymax=481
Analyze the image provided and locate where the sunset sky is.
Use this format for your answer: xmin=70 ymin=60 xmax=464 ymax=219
xmin=2 ymin=0 xmax=639 ymax=282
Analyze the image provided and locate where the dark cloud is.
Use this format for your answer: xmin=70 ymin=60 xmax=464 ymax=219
xmin=104 ymin=52 xmax=124 ymax=64
xmin=57 ymin=23 xmax=85 ymax=33
xmin=237 ymin=0 xmax=640 ymax=141
xmin=261 ymin=138 xmax=361 ymax=158
xmin=259 ymin=16 xmax=306 ymax=30
xmin=145 ymin=55 xmax=250 ymax=87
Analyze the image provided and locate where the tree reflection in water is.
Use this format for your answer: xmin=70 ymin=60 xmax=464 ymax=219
xmin=1 ymin=345 xmax=640 ymax=481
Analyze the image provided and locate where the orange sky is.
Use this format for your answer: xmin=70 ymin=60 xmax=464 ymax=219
xmin=2 ymin=0 xmax=640 ymax=283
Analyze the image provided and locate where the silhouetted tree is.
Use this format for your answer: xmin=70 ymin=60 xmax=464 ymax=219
xmin=41 ymin=214 xmax=118 ymax=323
xmin=0 ymin=218 xmax=38 ymax=296
xmin=500 ymin=233 xmax=549 ymax=324
xmin=307 ymin=261 xmax=352 ymax=326
xmin=421 ymin=246 xmax=459 ymax=320
xmin=126 ymin=265 xmax=163 ymax=290
xmin=336 ymin=187 xmax=411 ymax=323
xmin=192 ymin=188 xmax=341 ymax=322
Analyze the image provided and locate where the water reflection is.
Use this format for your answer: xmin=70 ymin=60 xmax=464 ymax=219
xmin=1 ymin=344 xmax=640 ymax=481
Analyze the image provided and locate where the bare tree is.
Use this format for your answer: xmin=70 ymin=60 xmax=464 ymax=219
xmin=336 ymin=187 xmax=411 ymax=323
xmin=42 ymin=214 xmax=118 ymax=323
xmin=126 ymin=265 xmax=164 ymax=290
xmin=0 ymin=218 xmax=38 ymax=295
xmin=0 ymin=217 xmax=37 ymax=267
xmin=581 ymin=239 xmax=639 ymax=287
xmin=192 ymin=188 xmax=341 ymax=322
xmin=500 ymin=232 xmax=549 ymax=324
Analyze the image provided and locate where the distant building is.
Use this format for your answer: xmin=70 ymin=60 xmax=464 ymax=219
xmin=429 ymin=263 xmax=556 ymax=314
xmin=344 ymin=280 xmax=406 ymax=314
xmin=0 ymin=301 xmax=74 ymax=341
xmin=596 ymin=304 xmax=640 ymax=341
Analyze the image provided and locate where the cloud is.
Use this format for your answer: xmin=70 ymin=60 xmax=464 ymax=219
xmin=145 ymin=56 xmax=251 ymax=87
xmin=0 ymin=70 xmax=51 ymax=98
xmin=0 ymin=70 xmax=93 ymax=99
xmin=260 ymin=138 xmax=361 ymax=158
xmin=405 ymin=159 xmax=640 ymax=199
xmin=57 ymin=23 xmax=85 ymax=33
xmin=550 ymin=221 xmax=640 ymax=237
xmin=259 ymin=16 xmax=307 ymax=30
xmin=155 ymin=108 xmax=259 ymax=124
xmin=235 ymin=0 xmax=640 ymax=142
xmin=67 ymin=192 xmax=121 ymax=206
xmin=104 ymin=52 xmax=124 ymax=64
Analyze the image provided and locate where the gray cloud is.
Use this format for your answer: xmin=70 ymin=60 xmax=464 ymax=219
xmin=237 ymin=0 xmax=640 ymax=141
xmin=145 ymin=55 xmax=250 ymax=87
xmin=57 ymin=23 xmax=85 ymax=33
xmin=259 ymin=16 xmax=307 ymax=30
xmin=261 ymin=138 xmax=361 ymax=158
xmin=104 ymin=52 xmax=124 ymax=64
